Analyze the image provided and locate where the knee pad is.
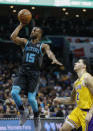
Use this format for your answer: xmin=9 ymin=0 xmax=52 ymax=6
xmin=28 ymin=92 xmax=37 ymax=104
xmin=11 ymin=86 xmax=21 ymax=97
xmin=28 ymin=97 xmax=36 ymax=104
xmin=11 ymin=90 xmax=16 ymax=97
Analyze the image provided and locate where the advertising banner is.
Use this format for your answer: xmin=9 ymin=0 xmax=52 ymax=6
xmin=66 ymin=36 xmax=93 ymax=43
xmin=0 ymin=119 xmax=34 ymax=131
xmin=70 ymin=43 xmax=93 ymax=58
xmin=0 ymin=0 xmax=93 ymax=8
xmin=0 ymin=118 xmax=63 ymax=131
xmin=0 ymin=118 xmax=82 ymax=131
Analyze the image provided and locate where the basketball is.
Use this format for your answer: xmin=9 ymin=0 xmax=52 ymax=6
xmin=18 ymin=9 xmax=32 ymax=24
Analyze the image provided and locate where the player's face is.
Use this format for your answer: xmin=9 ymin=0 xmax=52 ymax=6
xmin=30 ymin=27 xmax=42 ymax=39
xmin=74 ymin=59 xmax=85 ymax=71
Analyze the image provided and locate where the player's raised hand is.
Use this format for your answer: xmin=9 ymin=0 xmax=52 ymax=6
xmin=51 ymin=59 xmax=63 ymax=66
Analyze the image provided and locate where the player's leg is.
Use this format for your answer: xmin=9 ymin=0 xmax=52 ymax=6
xmin=28 ymin=91 xmax=41 ymax=131
xmin=80 ymin=109 xmax=92 ymax=131
xmin=11 ymin=75 xmax=28 ymax=125
xmin=60 ymin=107 xmax=81 ymax=131
xmin=11 ymin=85 xmax=23 ymax=108
xmin=28 ymin=71 xmax=41 ymax=130
xmin=28 ymin=92 xmax=38 ymax=113
xmin=28 ymin=71 xmax=40 ymax=116
xmin=60 ymin=121 xmax=74 ymax=131
xmin=11 ymin=76 xmax=23 ymax=110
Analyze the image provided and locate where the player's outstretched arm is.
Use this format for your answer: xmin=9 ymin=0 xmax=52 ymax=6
xmin=10 ymin=22 xmax=27 ymax=46
xmin=53 ymin=87 xmax=76 ymax=105
xmin=42 ymin=44 xmax=63 ymax=66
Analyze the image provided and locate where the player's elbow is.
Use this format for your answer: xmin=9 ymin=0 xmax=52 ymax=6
xmin=10 ymin=34 xmax=13 ymax=41
xmin=10 ymin=34 xmax=16 ymax=41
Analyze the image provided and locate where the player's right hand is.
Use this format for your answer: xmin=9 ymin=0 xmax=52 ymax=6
xmin=52 ymin=59 xmax=63 ymax=66
xmin=53 ymin=97 xmax=61 ymax=103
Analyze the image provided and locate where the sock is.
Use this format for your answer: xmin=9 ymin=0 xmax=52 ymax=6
xmin=18 ymin=105 xmax=24 ymax=111
xmin=34 ymin=111 xmax=39 ymax=118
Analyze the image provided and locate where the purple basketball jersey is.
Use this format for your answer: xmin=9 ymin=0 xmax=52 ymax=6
xmin=88 ymin=117 xmax=93 ymax=131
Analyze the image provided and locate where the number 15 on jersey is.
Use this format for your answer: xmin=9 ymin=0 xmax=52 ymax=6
xmin=26 ymin=53 xmax=36 ymax=63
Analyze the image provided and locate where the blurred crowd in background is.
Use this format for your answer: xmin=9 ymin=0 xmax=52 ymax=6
xmin=0 ymin=15 xmax=93 ymax=40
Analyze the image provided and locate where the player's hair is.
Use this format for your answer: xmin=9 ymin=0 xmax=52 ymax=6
xmin=32 ymin=26 xmax=43 ymax=35
xmin=37 ymin=27 xmax=43 ymax=38
xmin=36 ymin=27 xmax=43 ymax=40
xmin=29 ymin=27 xmax=43 ymax=40
xmin=38 ymin=27 xmax=43 ymax=35
xmin=82 ymin=58 xmax=90 ymax=72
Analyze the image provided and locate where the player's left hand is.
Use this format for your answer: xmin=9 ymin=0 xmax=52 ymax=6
xmin=85 ymin=112 xmax=92 ymax=123
xmin=52 ymin=59 xmax=63 ymax=66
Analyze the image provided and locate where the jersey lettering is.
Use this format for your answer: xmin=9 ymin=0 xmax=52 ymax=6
xmin=25 ymin=47 xmax=39 ymax=54
xmin=77 ymin=92 xmax=79 ymax=101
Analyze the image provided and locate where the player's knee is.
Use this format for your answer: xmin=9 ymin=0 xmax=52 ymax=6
xmin=11 ymin=89 xmax=17 ymax=97
xmin=11 ymin=88 xmax=19 ymax=98
xmin=60 ymin=126 xmax=72 ymax=131
xmin=28 ymin=97 xmax=35 ymax=104
xmin=11 ymin=86 xmax=21 ymax=97
xmin=59 ymin=127 xmax=67 ymax=131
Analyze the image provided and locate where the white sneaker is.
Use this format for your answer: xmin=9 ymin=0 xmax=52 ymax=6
xmin=19 ymin=109 xmax=29 ymax=126
xmin=34 ymin=117 xmax=41 ymax=131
